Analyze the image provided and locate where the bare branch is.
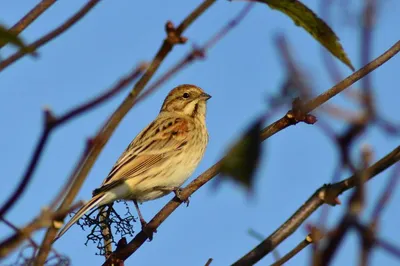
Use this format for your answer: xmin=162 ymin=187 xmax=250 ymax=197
xmin=0 ymin=200 xmax=83 ymax=259
xmin=0 ymin=110 xmax=52 ymax=220
xmin=270 ymin=236 xmax=312 ymax=266
xmin=0 ymin=217 xmax=39 ymax=250
xmin=0 ymin=0 xmax=57 ymax=49
xmin=205 ymin=258 xmax=213 ymax=266
xmin=0 ymin=0 xmax=101 ymax=72
xmin=377 ymin=238 xmax=400 ymax=260
xmin=371 ymin=163 xmax=400 ymax=224
xmin=304 ymin=40 xmax=400 ymax=113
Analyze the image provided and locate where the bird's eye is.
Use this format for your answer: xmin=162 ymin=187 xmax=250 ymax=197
xmin=183 ymin=93 xmax=190 ymax=99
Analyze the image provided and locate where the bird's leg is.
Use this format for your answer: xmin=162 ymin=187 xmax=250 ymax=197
xmin=153 ymin=186 xmax=190 ymax=206
xmin=133 ymin=200 xmax=147 ymax=227
xmin=132 ymin=200 xmax=156 ymax=240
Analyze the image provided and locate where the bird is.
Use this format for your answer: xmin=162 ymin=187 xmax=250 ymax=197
xmin=55 ymin=84 xmax=211 ymax=241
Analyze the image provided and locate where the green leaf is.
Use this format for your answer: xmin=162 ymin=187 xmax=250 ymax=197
xmin=220 ymin=118 xmax=263 ymax=192
xmin=0 ymin=24 xmax=36 ymax=55
xmin=256 ymin=0 xmax=354 ymax=71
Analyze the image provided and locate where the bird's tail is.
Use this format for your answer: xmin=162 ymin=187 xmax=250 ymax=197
xmin=54 ymin=193 xmax=108 ymax=242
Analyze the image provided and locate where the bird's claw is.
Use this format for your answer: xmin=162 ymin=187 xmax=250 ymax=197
xmin=173 ymin=188 xmax=190 ymax=207
xmin=140 ymin=220 xmax=157 ymax=241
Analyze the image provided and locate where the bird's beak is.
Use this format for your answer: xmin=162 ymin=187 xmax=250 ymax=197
xmin=200 ymin=92 xmax=212 ymax=101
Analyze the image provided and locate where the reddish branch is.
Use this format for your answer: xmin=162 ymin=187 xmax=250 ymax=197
xmin=205 ymin=258 xmax=213 ymax=266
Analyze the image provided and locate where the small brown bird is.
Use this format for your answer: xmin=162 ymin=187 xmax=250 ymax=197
xmin=55 ymin=84 xmax=211 ymax=240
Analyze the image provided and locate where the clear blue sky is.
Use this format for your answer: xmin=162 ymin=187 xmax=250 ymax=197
xmin=1 ymin=0 xmax=399 ymax=265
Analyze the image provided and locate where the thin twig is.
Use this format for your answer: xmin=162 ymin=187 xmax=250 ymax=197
xmin=270 ymin=237 xmax=311 ymax=266
xmin=304 ymin=41 xmax=400 ymax=113
xmin=249 ymin=229 xmax=281 ymax=262
xmin=377 ymin=238 xmax=400 ymax=260
xmin=0 ymin=0 xmax=57 ymax=49
xmin=0 ymin=110 xmax=52 ymax=220
xmin=0 ymin=217 xmax=39 ymax=250
xmin=0 ymin=0 xmax=101 ymax=72
xmin=0 ymin=217 xmax=68 ymax=264
xmin=371 ymin=163 xmax=400 ymax=224
xmin=319 ymin=0 xmax=361 ymax=103
xmin=205 ymin=258 xmax=213 ymax=266
xmin=0 ymin=200 xmax=83 ymax=259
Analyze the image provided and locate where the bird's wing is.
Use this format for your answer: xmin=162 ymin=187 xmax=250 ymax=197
xmin=93 ymin=115 xmax=192 ymax=195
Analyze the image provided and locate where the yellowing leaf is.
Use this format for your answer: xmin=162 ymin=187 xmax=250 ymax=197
xmin=257 ymin=0 xmax=354 ymax=71
xmin=220 ymin=118 xmax=263 ymax=192
xmin=0 ymin=24 xmax=36 ymax=56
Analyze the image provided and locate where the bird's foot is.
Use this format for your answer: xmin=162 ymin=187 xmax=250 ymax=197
xmin=153 ymin=186 xmax=190 ymax=207
xmin=133 ymin=200 xmax=157 ymax=241
xmin=140 ymin=218 xmax=157 ymax=241
xmin=173 ymin=188 xmax=190 ymax=207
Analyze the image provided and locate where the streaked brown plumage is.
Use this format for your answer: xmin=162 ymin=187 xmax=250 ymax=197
xmin=55 ymin=84 xmax=211 ymax=240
